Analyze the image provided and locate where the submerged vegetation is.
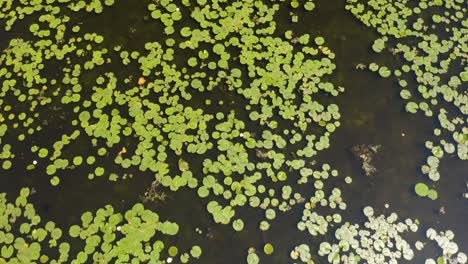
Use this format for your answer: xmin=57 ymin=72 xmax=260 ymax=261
xmin=0 ymin=0 xmax=466 ymax=263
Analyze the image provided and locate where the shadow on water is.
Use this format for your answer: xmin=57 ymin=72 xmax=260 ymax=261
xmin=0 ymin=0 xmax=466 ymax=263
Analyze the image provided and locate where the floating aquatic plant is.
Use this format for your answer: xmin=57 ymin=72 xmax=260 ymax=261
xmin=0 ymin=188 xmax=70 ymax=263
xmin=346 ymin=0 xmax=468 ymax=197
xmin=316 ymin=206 xmax=419 ymax=263
xmin=246 ymin=251 xmax=260 ymax=264
xmin=0 ymin=0 xmax=344 ymax=238
xmin=415 ymin=182 xmax=438 ymax=200
xmin=290 ymin=244 xmax=312 ymax=263
xmin=263 ymin=243 xmax=274 ymax=255
xmin=0 ymin=188 xmax=201 ymax=263
xmin=425 ymin=228 xmax=467 ymax=264
xmin=2 ymin=1 xmax=464 ymax=263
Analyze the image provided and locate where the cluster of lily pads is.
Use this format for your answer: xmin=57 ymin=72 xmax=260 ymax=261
xmin=68 ymin=203 xmax=202 ymax=263
xmin=290 ymin=184 xmax=353 ymax=263
xmin=0 ymin=0 xmax=122 ymax=185
xmin=133 ymin=0 xmax=344 ymax=228
xmin=2 ymin=0 xmax=466 ymax=263
xmin=345 ymin=0 xmax=467 ymax=198
xmin=245 ymin=242 xmax=275 ymax=264
xmin=0 ymin=188 xmax=201 ymax=263
xmin=317 ymin=206 xmax=419 ymax=263
xmin=290 ymin=244 xmax=313 ymax=263
xmin=0 ymin=0 xmax=348 ymax=235
xmin=424 ymin=228 xmax=467 ymax=264
xmin=0 ymin=0 xmax=361 ymax=262
xmin=293 ymin=205 xmax=468 ymax=264
xmin=0 ymin=188 xmax=69 ymax=263
xmin=246 ymin=250 xmax=260 ymax=264
xmin=414 ymin=182 xmax=438 ymax=200
xmin=297 ymin=187 xmax=347 ymax=237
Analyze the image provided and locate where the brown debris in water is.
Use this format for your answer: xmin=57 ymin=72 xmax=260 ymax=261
xmin=351 ymin=144 xmax=381 ymax=176
xmin=141 ymin=179 xmax=168 ymax=204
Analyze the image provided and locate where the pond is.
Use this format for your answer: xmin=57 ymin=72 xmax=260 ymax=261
xmin=0 ymin=0 xmax=467 ymax=263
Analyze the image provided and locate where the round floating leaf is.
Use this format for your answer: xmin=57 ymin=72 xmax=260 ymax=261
xmin=188 ymin=57 xmax=198 ymax=67
xmin=265 ymin=209 xmax=276 ymax=220
xmin=50 ymin=176 xmax=60 ymax=186
xmin=304 ymin=1 xmax=315 ymax=11
xmin=40 ymin=255 xmax=49 ymax=263
xmin=197 ymin=186 xmax=209 ymax=198
xmin=51 ymin=228 xmax=62 ymax=240
xmin=369 ymin=63 xmax=379 ymax=71
xmin=378 ymin=67 xmax=391 ymax=77
xmin=86 ymin=156 xmax=96 ymax=165
xmin=77 ymin=252 xmax=87 ymax=263
xmin=38 ymin=148 xmax=49 ymax=158
xmin=291 ymin=0 xmax=299 ymax=8
xmin=1 ymin=245 xmax=14 ymax=258
xmin=190 ymin=246 xmax=202 ymax=259
xmin=232 ymin=219 xmax=244 ymax=232
xmin=94 ymin=167 xmax=105 ymax=177
xmin=400 ymin=89 xmax=411 ymax=99
xmin=73 ymin=156 xmax=83 ymax=166
xmin=20 ymin=188 xmax=30 ymax=197
xmin=95 ymin=35 xmax=104 ymax=44
xmin=81 ymin=212 xmax=93 ymax=226
xmin=247 ymin=252 xmax=259 ymax=264
xmin=180 ymin=27 xmax=191 ymax=37
xmin=2 ymin=160 xmax=12 ymax=170
xmin=363 ymin=206 xmax=374 ymax=217
xmin=277 ymin=171 xmax=287 ymax=181
xmin=427 ymin=189 xmax=438 ymax=200
xmin=405 ymin=102 xmax=419 ymax=113
xmin=414 ymin=183 xmax=429 ymax=197
xmin=263 ymin=243 xmax=274 ymax=255
xmin=69 ymin=225 xmax=81 ymax=238
xmin=168 ymin=246 xmax=178 ymax=257
xmin=198 ymin=50 xmax=209 ymax=59
xmin=372 ymin=37 xmax=386 ymax=53
xmin=314 ymin=36 xmax=325 ymax=45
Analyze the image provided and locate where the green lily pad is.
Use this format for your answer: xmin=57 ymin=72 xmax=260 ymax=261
xmin=232 ymin=219 xmax=244 ymax=232
xmin=263 ymin=243 xmax=274 ymax=255
xmin=190 ymin=246 xmax=202 ymax=259
xmin=414 ymin=183 xmax=429 ymax=197
xmin=168 ymin=246 xmax=178 ymax=257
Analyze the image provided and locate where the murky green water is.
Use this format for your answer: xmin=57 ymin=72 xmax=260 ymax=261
xmin=0 ymin=0 xmax=466 ymax=263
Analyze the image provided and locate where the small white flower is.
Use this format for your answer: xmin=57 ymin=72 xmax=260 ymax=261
xmin=167 ymin=257 xmax=173 ymax=263
xmin=240 ymin=132 xmax=244 ymax=137
xmin=116 ymin=226 xmax=121 ymax=231
xmin=33 ymin=160 xmax=38 ymax=165
xmin=176 ymin=7 xmax=180 ymax=11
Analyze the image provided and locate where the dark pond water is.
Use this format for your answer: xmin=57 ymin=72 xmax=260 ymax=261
xmin=0 ymin=0 xmax=466 ymax=263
